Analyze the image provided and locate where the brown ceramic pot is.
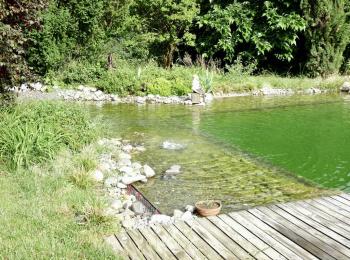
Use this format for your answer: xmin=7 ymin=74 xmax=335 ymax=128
xmin=195 ymin=200 xmax=222 ymax=217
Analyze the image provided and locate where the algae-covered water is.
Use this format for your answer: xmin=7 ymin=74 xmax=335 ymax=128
xmin=93 ymin=94 xmax=349 ymax=213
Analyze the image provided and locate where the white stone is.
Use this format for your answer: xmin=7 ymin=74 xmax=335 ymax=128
xmin=119 ymin=152 xmax=131 ymax=160
xmin=185 ymin=205 xmax=195 ymax=213
xmin=104 ymin=177 xmax=119 ymax=188
xmin=204 ymin=93 xmax=214 ymax=102
xmin=165 ymin=165 xmax=181 ymax=175
xmin=122 ymin=144 xmax=133 ymax=153
xmin=135 ymin=146 xmax=146 ymax=152
xmin=103 ymin=207 xmax=118 ymax=217
xmin=341 ymin=81 xmax=350 ymax=92
xmin=122 ymin=175 xmax=147 ymax=185
xmin=143 ymin=164 xmax=156 ymax=178
xmin=111 ymin=199 xmax=123 ymax=210
xmin=150 ymin=214 xmax=172 ymax=225
xmin=122 ymin=218 xmax=136 ymax=229
xmin=91 ymin=170 xmax=104 ymax=182
xmin=181 ymin=211 xmax=194 ymax=221
xmin=98 ymin=162 xmax=111 ymax=172
xmin=118 ymin=158 xmax=132 ymax=167
xmin=119 ymin=166 xmax=134 ymax=175
xmin=117 ymin=182 xmax=127 ymax=189
xmin=123 ymin=200 xmax=133 ymax=209
xmin=162 ymin=141 xmax=186 ymax=150
xmin=173 ymin=209 xmax=184 ymax=219
xmin=132 ymin=162 xmax=142 ymax=170
xmin=136 ymin=96 xmax=146 ymax=104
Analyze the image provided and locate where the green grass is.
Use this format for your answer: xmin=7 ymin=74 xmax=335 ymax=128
xmin=44 ymin=58 xmax=348 ymax=97
xmin=0 ymin=101 xmax=97 ymax=170
xmin=0 ymin=148 xmax=120 ymax=259
xmin=0 ymin=101 xmax=120 ymax=258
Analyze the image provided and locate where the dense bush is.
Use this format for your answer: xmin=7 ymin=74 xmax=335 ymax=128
xmin=0 ymin=102 xmax=96 ymax=170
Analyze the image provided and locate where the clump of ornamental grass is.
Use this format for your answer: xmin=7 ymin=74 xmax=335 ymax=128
xmin=69 ymin=167 xmax=95 ymax=190
xmin=0 ymin=101 xmax=97 ymax=170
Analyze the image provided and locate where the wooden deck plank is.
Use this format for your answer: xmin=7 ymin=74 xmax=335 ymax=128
xmin=325 ymin=197 xmax=350 ymax=213
xmin=185 ymin=219 xmax=238 ymax=259
xmin=237 ymin=211 xmax=318 ymax=260
xmin=230 ymin=211 xmax=303 ymax=260
xmin=163 ymin=224 xmax=208 ymax=260
xmin=111 ymin=194 xmax=350 ymax=259
xmin=339 ymin=193 xmax=350 ymax=201
xmin=331 ymin=195 xmax=350 ymax=206
xmin=105 ymin=235 xmax=129 ymax=259
xmin=219 ymin=214 xmax=283 ymax=259
xmin=116 ymin=231 xmax=146 ymax=260
xmin=138 ymin=227 xmax=176 ymax=260
xmin=304 ymin=199 xmax=350 ymax=225
xmin=277 ymin=203 xmax=350 ymax=253
xmin=311 ymin=198 xmax=350 ymax=220
xmin=252 ymin=207 xmax=337 ymax=260
xmin=197 ymin=218 xmax=254 ymax=260
xmin=290 ymin=201 xmax=350 ymax=239
xmin=208 ymin=216 xmax=271 ymax=260
xmin=151 ymin=225 xmax=192 ymax=260
xmin=174 ymin=220 xmax=224 ymax=259
xmin=126 ymin=229 xmax=161 ymax=260
xmin=268 ymin=205 xmax=349 ymax=259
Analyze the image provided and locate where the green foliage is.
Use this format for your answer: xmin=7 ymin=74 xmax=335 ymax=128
xmin=0 ymin=102 xmax=96 ymax=170
xmin=46 ymin=60 xmax=105 ymax=85
xmin=28 ymin=2 xmax=78 ymax=73
xmin=0 ymin=0 xmax=47 ymax=87
xmin=301 ymin=0 xmax=350 ymax=77
xmin=198 ymin=1 xmax=306 ymax=64
xmin=96 ymin=67 xmax=138 ymax=95
xmin=131 ymin=0 xmax=199 ymax=67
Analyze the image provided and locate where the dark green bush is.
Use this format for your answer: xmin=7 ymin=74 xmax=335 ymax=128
xmin=45 ymin=60 xmax=105 ymax=85
xmin=0 ymin=102 xmax=97 ymax=170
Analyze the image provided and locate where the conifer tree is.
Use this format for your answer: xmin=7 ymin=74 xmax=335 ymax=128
xmin=301 ymin=0 xmax=350 ymax=77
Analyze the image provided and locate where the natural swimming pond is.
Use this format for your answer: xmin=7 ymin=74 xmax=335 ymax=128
xmin=92 ymin=94 xmax=349 ymax=213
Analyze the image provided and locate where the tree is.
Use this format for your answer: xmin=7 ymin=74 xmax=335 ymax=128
xmin=0 ymin=0 xmax=47 ymax=89
xmin=197 ymin=1 xmax=306 ymax=67
xmin=131 ymin=0 xmax=199 ymax=68
xmin=301 ymin=0 xmax=350 ymax=77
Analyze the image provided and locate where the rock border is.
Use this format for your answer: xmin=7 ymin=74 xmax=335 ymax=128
xmin=94 ymin=138 xmax=196 ymax=229
xmin=8 ymin=81 xmax=343 ymax=105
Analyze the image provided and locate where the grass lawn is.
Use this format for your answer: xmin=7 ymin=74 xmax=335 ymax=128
xmin=0 ymin=101 xmax=120 ymax=258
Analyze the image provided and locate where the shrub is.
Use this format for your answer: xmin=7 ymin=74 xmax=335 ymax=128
xmin=96 ymin=69 xmax=138 ymax=95
xmin=45 ymin=60 xmax=105 ymax=86
xmin=146 ymin=78 xmax=173 ymax=96
xmin=0 ymin=101 xmax=96 ymax=170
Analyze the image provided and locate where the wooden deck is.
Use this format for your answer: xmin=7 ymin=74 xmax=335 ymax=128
xmin=106 ymin=194 xmax=350 ymax=259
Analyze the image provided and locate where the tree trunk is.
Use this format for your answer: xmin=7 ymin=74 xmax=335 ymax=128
xmin=163 ymin=44 xmax=175 ymax=69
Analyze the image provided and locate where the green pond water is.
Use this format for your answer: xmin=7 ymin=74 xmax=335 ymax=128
xmin=92 ymin=94 xmax=350 ymax=213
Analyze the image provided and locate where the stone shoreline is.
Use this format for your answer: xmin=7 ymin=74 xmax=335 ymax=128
xmin=10 ymin=82 xmax=337 ymax=105
xmin=91 ymin=138 xmax=196 ymax=230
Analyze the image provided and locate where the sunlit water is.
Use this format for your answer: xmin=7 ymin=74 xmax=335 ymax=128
xmin=91 ymin=94 xmax=349 ymax=213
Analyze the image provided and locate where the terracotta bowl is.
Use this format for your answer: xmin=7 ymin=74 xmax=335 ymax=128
xmin=195 ymin=200 xmax=222 ymax=217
